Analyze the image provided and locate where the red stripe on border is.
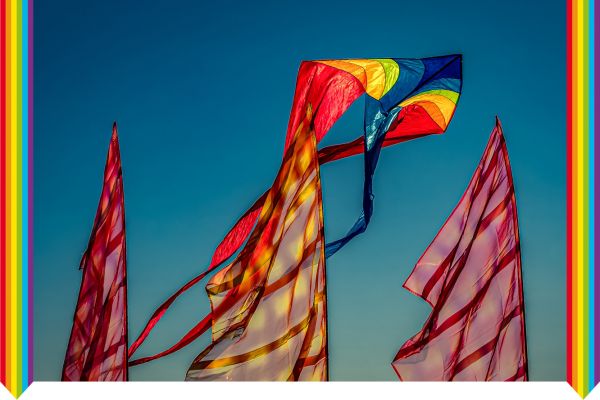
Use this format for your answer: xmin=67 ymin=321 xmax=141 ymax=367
xmin=566 ymin=0 xmax=573 ymax=386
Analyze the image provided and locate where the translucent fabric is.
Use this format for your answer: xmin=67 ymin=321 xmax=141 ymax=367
xmin=62 ymin=124 xmax=128 ymax=381
xmin=186 ymin=107 xmax=327 ymax=381
xmin=392 ymin=119 xmax=527 ymax=381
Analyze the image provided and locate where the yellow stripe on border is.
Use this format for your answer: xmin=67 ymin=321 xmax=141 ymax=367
xmin=9 ymin=0 xmax=18 ymax=393
xmin=581 ymin=0 xmax=590 ymax=393
xmin=575 ymin=0 xmax=585 ymax=395
xmin=5 ymin=0 xmax=13 ymax=393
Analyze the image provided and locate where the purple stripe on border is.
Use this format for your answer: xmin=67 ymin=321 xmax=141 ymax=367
xmin=28 ymin=0 xmax=33 ymax=384
xmin=590 ymin=0 xmax=600 ymax=385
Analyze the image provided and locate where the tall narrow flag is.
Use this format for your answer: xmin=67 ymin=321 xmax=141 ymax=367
xmin=186 ymin=106 xmax=328 ymax=381
xmin=392 ymin=119 xmax=527 ymax=381
xmin=61 ymin=123 xmax=128 ymax=381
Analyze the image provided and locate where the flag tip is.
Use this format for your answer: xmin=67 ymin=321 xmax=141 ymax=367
xmin=112 ymin=122 xmax=119 ymax=140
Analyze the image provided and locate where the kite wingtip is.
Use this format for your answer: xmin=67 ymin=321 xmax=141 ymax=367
xmin=445 ymin=54 xmax=462 ymax=62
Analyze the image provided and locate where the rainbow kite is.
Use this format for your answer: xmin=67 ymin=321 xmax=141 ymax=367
xmin=124 ymin=56 xmax=463 ymax=374
xmin=0 ymin=0 xmax=33 ymax=397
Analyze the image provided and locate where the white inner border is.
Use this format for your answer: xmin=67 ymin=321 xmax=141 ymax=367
xmin=1 ymin=382 xmax=592 ymax=400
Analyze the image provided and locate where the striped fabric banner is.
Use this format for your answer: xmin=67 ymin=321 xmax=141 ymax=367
xmin=392 ymin=119 xmax=527 ymax=381
xmin=186 ymin=107 xmax=328 ymax=381
xmin=0 ymin=0 xmax=33 ymax=398
xmin=567 ymin=0 xmax=598 ymax=397
xmin=61 ymin=124 xmax=128 ymax=382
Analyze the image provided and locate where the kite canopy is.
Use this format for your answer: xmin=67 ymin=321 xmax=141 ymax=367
xmin=296 ymin=56 xmax=462 ymax=256
xmin=287 ymin=57 xmax=461 ymax=149
xmin=127 ymin=56 xmax=463 ymax=373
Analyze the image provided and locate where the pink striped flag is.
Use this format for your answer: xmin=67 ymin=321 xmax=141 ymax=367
xmin=392 ymin=119 xmax=528 ymax=381
xmin=62 ymin=123 xmax=128 ymax=381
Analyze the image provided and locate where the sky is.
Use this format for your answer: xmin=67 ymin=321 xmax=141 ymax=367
xmin=35 ymin=0 xmax=565 ymax=381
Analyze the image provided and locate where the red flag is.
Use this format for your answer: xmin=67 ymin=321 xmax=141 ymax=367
xmin=62 ymin=123 xmax=128 ymax=381
xmin=392 ymin=118 xmax=528 ymax=381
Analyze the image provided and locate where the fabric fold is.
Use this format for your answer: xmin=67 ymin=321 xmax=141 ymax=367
xmin=392 ymin=118 xmax=528 ymax=381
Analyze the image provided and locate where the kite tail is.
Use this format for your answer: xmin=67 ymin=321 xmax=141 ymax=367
xmin=127 ymin=192 xmax=267 ymax=360
xmin=126 ymin=133 xmax=427 ymax=365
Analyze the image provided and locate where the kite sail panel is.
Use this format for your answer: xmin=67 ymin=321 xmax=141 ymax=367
xmin=392 ymin=118 xmax=528 ymax=381
xmin=62 ymin=123 xmax=129 ymax=381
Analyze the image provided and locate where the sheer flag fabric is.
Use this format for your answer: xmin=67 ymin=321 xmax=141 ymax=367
xmin=62 ymin=124 xmax=128 ymax=381
xmin=126 ymin=57 xmax=463 ymax=381
xmin=392 ymin=119 xmax=527 ymax=381
xmin=186 ymin=107 xmax=327 ymax=381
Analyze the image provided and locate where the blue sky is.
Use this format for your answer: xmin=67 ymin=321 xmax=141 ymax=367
xmin=35 ymin=0 xmax=565 ymax=380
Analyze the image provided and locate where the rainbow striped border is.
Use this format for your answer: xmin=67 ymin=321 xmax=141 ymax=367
xmin=567 ymin=0 xmax=599 ymax=397
xmin=0 ymin=0 xmax=594 ymax=398
xmin=0 ymin=0 xmax=33 ymax=398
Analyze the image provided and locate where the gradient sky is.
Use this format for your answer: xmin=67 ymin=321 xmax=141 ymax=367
xmin=35 ymin=0 xmax=565 ymax=381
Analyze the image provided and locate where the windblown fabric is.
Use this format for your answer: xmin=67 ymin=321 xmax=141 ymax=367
xmin=186 ymin=107 xmax=327 ymax=380
xmin=392 ymin=119 xmax=527 ymax=381
xmin=62 ymin=124 xmax=128 ymax=381
xmin=127 ymin=57 xmax=463 ymax=379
